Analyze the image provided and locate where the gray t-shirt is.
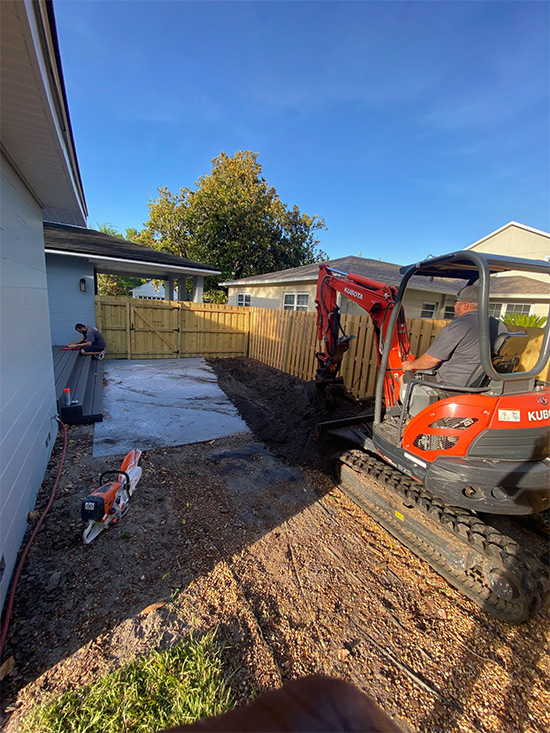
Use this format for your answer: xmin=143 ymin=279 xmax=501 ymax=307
xmin=85 ymin=325 xmax=106 ymax=349
xmin=427 ymin=311 xmax=507 ymax=388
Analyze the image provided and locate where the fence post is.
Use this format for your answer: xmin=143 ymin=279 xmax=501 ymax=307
xmin=177 ymin=302 xmax=182 ymax=358
xmin=95 ymin=296 xmax=102 ymax=332
xmin=126 ymin=301 xmax=132 ymax=359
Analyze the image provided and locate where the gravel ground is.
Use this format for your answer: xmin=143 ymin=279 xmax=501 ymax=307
xmin=1 ymin=357 xmax=548 ymax=732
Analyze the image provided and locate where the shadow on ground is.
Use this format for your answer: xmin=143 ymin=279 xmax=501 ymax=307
xmin=2 ymin=358 xmax=548 ymax=732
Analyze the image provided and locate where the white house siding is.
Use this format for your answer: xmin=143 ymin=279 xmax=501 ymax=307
xmin=467 ymin=225 xmax=550 ymax=283
xmin=339 ymin=287 xmax=450 ymax=319
xmin=228 ymin=282 xmax=318 ymax=310
xmin=46 ymin=253 xmax=95 ymax=344
xmin=488 ymin=297 xmax=549 ymax=320
xmin=0 ymin=157 xmax=59 ymax=609
xmin=229 ymin=280 xmax=454 ymax=320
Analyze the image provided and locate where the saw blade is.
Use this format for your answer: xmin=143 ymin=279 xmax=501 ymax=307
xmin=83 ymin=520 xmax=106 ymax=544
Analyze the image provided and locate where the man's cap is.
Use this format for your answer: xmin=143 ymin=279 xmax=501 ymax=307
xmin=456 ymin=285 xmax=479 ymax=304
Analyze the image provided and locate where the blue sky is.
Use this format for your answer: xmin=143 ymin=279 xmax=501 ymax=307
xmin=55 ymin=0 xmax=549 ymax=264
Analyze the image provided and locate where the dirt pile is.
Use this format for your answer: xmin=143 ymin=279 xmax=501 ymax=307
xmin=208 ymin=357 xmax=366 ymax=467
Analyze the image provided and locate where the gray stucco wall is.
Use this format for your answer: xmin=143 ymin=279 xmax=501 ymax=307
xmin=0 ymin=157 xmax=59 ymax=609
xmin=46 ymin=253 xmax=95 ymax=344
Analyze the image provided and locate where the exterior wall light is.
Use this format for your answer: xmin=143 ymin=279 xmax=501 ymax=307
xmin=79 ymin=278 xmax=87 ymax=292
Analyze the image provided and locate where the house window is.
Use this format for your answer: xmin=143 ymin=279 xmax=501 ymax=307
xmin=505 ymin=303 xmax=531 ymax=316
xmin=237 ymin=293 xmax=251 ymax=307
xmin=420 ymin=302 xmax=436 ymax=319
xmin=443 ymin=301 xmax=455 ymax=320
xmin=488 ymin=302 xmax=504 ymax=318
xmin=283 ymin=293 xmax=309 ymax=311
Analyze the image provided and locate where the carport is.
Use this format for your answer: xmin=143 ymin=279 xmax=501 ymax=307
xmin=44 ymin=221 xmax=221 ymax=346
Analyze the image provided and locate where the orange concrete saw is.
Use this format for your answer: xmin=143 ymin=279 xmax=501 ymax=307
xmin=81 ymin=450 xmax=142 ymax=544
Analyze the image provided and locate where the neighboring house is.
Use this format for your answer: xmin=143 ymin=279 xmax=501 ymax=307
xmin=483 ymin=275 xmax=550 ymax=321
xmin=131 ymin=280 xmax=169 ymax=300
xmin=44 ymin=222 xmax=219 ymax=344
xmin=221 ymin=256 xmax=466 ymax=320
xmin=464 ymin=222 xmax=550 ymax=319
xmin=222 ymin=225 xmax=550 ymax=321
xmin=1 ymin=1 xmax=86 ymax=608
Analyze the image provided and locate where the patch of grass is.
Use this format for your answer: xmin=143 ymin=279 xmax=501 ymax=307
xmin=21 ymin=630 xmax=233 ymax=733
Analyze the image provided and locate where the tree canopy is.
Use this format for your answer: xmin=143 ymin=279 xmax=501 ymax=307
xmin=137 ymin=151 xmax=326 ymax=295
xmin=95 ymin=223 xmax=144 ymax=296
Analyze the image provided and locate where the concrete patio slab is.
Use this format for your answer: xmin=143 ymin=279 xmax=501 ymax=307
xmin=93 ymin=358 xmax=250 ymax=457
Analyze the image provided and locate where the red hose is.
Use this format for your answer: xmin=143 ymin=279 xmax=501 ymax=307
xmin=0 ymin=420 xmax=68 ymax=658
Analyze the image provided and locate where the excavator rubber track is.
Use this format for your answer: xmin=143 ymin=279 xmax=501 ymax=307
xmin=332 ymin=449 xmax=550 ymax=624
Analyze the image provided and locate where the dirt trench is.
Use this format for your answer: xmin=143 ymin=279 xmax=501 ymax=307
xmin=1 ymin=357 xmax=548 ymax=733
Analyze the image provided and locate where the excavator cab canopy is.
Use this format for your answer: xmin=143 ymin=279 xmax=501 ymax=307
xmin=374 ymin=250 xmax=550 ymax=423
xmin=399 ymin=251 xmax=550 ymax=281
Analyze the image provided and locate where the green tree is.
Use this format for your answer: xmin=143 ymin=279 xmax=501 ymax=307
xmin=96 ymin=222 xmax=122 ymax=237
xmin=135 ymin=188 xmax=192 ymax=255
xmin=95 ymin=223 xmax=144 ymax=296
xmin=125 ymin=227 xmax=140 ymax=242
xmin=138 ymin=151 xmax=327 ymax=296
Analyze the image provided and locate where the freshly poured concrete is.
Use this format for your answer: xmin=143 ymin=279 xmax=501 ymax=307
xmin=93 ymin=358 xmax=250 ymax=457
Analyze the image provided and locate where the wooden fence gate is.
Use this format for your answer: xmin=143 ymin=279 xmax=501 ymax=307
xmin=95 ymin=297 xmax=250 ymax=359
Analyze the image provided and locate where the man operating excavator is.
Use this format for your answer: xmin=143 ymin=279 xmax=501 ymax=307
xmin=401 ymin=284 xmax=508 ymax=389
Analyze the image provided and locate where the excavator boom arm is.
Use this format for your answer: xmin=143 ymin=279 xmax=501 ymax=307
xmin=315 ymin=264 xmax=412 ymax=406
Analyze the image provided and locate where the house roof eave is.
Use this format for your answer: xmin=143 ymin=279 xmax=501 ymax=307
xmin=221 ymin=273 xmax=466 ymax=296
xmin=45 ymin=249 xmax=220 ymax=278
xmin=43 ymin=221 xmax=221 ymax=275
xmin=1 ymin=0 xmax=87 ymax=223
xmin=488 ymin=293 xmax=550 ymax=301
xmin=463 ymin=221 xmax=550 ymax=251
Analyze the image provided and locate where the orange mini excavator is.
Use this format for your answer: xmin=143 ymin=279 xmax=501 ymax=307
xmin=313 ymin=250 xmax=550 ymax=623
xmin=81 ymin=450 xmax=142 ymax=544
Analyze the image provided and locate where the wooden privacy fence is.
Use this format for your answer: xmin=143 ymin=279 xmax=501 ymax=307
xmin=97 ymin=296 xmax=548 ymax=396
xmin=96 ymin=296 xmax=448 ymax=398
xmin=248 ymin=308 xmax=448 ymax=398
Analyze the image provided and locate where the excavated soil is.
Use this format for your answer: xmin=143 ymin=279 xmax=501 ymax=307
xmin=1 ymin=357 xmax=549 ymax=732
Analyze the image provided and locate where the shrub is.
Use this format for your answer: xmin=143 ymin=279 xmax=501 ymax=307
xmin=501 ymin=313 xmax=547 ymax=328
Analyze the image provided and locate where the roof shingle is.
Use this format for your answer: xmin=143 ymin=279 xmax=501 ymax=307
xmin=221 ymin=256 xmax=464 ymax=295
xmin=221 ymin=255 xmax=550 ymax=298
xmin=44 ymin=222 xmax=220 ymax=272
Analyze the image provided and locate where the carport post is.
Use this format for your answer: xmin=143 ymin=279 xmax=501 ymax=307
xmin=177 ymin=278 xmax=187 ymax=301
xmin=165 ymin=279 xmax=175 ymax=301
xmin=192 ymin=276 xmax=204 ymax=303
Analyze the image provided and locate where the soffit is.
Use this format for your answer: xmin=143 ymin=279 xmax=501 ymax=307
xmin=0 ymin=0 xmax=86 ymax=222
xmin=46 ymin=252 xmax=211 ymax=280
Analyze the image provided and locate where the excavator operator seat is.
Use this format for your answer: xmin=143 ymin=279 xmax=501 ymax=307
xmin=467 ymin=331 xmax=529 ymax=388
xmin=401 ymin=332 xmax=530 ymax=418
